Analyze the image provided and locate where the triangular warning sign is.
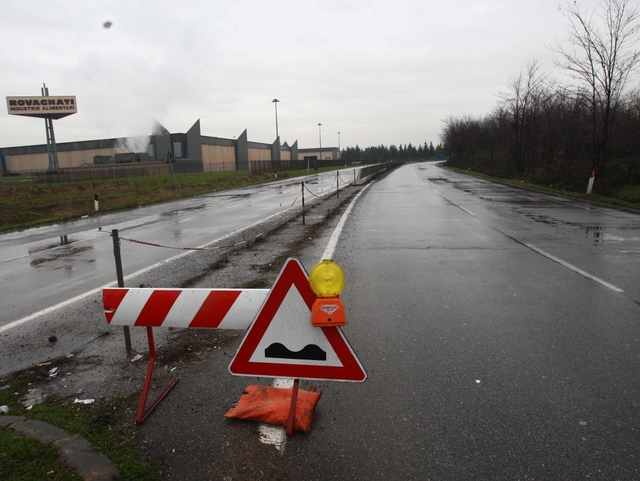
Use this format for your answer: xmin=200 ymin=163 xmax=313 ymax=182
xmin=229 ymin=258 xmax=367 ymax=382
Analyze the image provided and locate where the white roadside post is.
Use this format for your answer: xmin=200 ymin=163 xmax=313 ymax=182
xmin=586 ymin=171 xmax=596 ymax=195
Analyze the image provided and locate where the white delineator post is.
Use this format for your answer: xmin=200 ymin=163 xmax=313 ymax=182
xmin=586 ymin=171 xmax=596 ymax=195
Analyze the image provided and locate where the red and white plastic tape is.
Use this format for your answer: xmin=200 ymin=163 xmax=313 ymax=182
xmin=103 ymin=288 xmax=269 ymax=329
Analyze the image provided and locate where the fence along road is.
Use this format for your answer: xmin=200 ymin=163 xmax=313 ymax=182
xmin=0 ymin=170 xmax=356 ymax=329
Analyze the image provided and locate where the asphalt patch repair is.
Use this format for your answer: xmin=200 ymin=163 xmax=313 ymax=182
xmin=1 ymin=183 xmax=364 ymax=480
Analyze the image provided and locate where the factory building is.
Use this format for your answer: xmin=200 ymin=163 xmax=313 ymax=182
xmin=0 ymin=119 xmax=340 ymax=175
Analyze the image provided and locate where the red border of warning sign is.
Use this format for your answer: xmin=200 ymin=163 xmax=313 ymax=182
xmin=229 ymin=259 xmax=367 ymax=382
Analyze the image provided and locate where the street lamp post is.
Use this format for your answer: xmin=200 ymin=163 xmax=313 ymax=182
xmin=272 ymin=99 xmax=280 ymax=140
xmin=338 ymin=131 xmax=341 ymax=158
xmin=318 ymin=123 xmax=322 ymax=161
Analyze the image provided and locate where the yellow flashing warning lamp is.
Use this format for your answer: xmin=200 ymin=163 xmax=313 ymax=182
xmin=309 ymin=259 xmax=347 ymax=327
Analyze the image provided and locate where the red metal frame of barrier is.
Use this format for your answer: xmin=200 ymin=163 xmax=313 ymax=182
xmin=136 ymin=327 xmax=179 ymax=424
xmin=103 ymin=286 xmax=268 ymax=425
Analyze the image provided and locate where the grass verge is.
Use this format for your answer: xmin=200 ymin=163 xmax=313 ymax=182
xmin=0 ymin=360 xmax=160 ymax=481
xmin=0 ymin=427 xmax=82 ymax=480
xmin=0 ymin=327 xmax=249 ymax=481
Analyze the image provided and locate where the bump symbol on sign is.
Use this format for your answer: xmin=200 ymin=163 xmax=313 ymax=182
xmin=265 ymin=343 xmax=327 ymax=361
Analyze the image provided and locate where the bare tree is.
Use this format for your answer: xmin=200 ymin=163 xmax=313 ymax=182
xmin=500 ymin=60 xmax=548 ymax=174
xmin=554 ymin=0 xmax=640 ymax=176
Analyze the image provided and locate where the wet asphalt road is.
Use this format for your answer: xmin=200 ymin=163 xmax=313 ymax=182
xmin=137 ymin=162 xmax=640 ymax=480
xmin=0 ymin=170 xmax=344 ymax=326
xmin=0 ymin=170 xmax=352 ymax=377
xmin=284 ymin=163 xmax=640 ymax=479
xmin=4 ymin=161 xmax=639 ymax=479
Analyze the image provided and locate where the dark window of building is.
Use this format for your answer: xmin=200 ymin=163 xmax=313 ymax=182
xmin=172 ymin=142 xmax=186 ymax=159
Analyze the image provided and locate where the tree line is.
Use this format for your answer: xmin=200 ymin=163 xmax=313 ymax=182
xmin=441 ymin=0 xmax=640 ymax=194
xmin=341 ymin=141 xmax=444 ymax=162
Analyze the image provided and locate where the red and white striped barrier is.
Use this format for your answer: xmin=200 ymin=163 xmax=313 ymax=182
xmin=103 ymin=288 xmax=269 ymax=329
xmin=102 ymin=287 xmax=270 ymax=424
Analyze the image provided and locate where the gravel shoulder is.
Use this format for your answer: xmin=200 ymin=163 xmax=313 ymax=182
xmin=1 ymin=182 xmax=366 ymax=480
xmin=65 ymin=184 xmax=360 ymax=399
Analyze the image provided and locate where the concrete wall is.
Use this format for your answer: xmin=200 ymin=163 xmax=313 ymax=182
xmin=235 ymin=130 xmax=249 ymax=171
xmin=186 ymin=120 xmax=202 ymax=161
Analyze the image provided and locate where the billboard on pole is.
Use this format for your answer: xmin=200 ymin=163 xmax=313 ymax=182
xmin=6 ymin=96 xmax=77 ymax=119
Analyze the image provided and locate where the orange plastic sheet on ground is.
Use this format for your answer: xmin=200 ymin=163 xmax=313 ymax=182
xmin=224 ymin=384 xmax=322 ymax=433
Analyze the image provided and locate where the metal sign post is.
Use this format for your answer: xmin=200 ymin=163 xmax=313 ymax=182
xmin=167 ymin=151 xmax=178 ymax=191
xmin=41 ymin=84 xmax=60 ymax=173
xmin=111 ymin=229 xmax=132 ymax=353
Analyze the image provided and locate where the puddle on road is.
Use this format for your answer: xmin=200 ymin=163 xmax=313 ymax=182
xmin=161 ymin=204 xmax=207 ymax=217
xmin=29 ymin=240 xmax=94 ymax=268
xmin=29 ymin=246 xmax=94 ymax=268
xmin=506 ymin=207 xmax=559 ymax=225
xmin=584 ymin=225 xmax=640 ymax=244
xmin=28 ymin=234 xmax=78 ymax=254
xmin=522 ymin=212 xmax=557 ymax=226
xmin=305 ymin=175 xmax=320 ymax=185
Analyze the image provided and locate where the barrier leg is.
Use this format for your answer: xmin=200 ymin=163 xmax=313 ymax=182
xmin=136 ymin=326 xmax=179 ymax=425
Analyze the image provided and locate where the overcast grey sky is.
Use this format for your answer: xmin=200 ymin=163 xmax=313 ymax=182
xmin=0 ymin=0 xmax=618 ymax=151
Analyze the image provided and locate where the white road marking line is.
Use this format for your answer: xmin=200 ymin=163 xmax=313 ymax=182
xmin=433 ymin=189 xmax=477 ymax=217
xmin=1 ymin=254 xmax=30 ymax=263
xmin=432 ymin=187 xmax=625 ymax=294
xmin=258 ymin=425 xmax=288 ymax=451
xmin=261 ymin=183 xmax=372 ymax=452
xmin=258 ymin=378 xmax=294 ymax=451
xmin=524 ymin=244 xmax=625 ymax=293
xmin=0 ymin=207 xmax=295 ymax=334
xmin=322 ymin=183 xmax=372 ymax=260
xmin=0 ymin=285 xmax=109 ymax=334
